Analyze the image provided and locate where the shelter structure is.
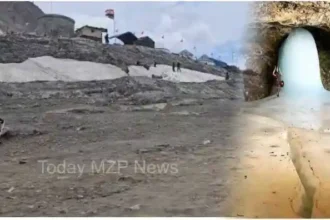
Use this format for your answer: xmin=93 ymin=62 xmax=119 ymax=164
xmin=35 ymin=14 xmax=75 ymax=38
xmin=109 ymin=32 xmax=137 ymax=45
xmin=75 ymin=25 xmax=107 ymax=42
xmin=109 ymin=32 xmax=155 ymax=48
xmin=134 ymin=36 xmax=155 ymax=48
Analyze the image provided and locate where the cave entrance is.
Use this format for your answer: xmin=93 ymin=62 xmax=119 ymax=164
xmin=278 ymin=28 xmax=327 ymax=98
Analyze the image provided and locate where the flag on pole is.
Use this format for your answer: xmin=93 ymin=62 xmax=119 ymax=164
xmin=162 ymin=35 xmax=164 ymax=39
xmin=105 ymin=9 xmax=115 ymax=19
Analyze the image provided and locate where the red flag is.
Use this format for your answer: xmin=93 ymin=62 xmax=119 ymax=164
xmin=105 ymin=9 xmax=114 ymax=19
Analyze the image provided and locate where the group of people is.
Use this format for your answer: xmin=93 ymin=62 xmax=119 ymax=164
xmin=104 ymin=32 xmax=284 ymax=97
xmin=172 ymin=62 xmax=181 ymax=72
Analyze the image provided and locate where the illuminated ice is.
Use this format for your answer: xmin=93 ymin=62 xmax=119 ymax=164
xmin=251 ymin=28 xmax=330 ymax=130
xmin=278 ymin=28 xmax=327 ymax=99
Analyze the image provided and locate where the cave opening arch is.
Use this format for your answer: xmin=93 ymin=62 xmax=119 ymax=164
xmin=242 ymin=2 xmax=330 ymax=102
xmin=270 ymin=26 xmax=330 ymax=98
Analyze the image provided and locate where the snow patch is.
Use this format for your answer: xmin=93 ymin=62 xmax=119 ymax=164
xmin=128 ymin=65 xmax=224 ymax=82
xmin=0 ymin=56 xmax=224 ymax=83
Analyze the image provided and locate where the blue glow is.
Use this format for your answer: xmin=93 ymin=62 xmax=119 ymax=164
xmin=278 ymin=28 xmax=327 ymax=99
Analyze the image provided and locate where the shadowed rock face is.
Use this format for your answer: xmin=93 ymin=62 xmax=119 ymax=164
xmin=0 ymin=76 xmax=244 ymax=105
xmin=244 ymin=1 xmax=330 ymax=101
xmin=0 ymin=2 xmax=44 ymax=33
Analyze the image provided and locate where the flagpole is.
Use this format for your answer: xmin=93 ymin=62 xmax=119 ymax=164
xmin=113 ymin=18 xmax=116 ymax=44
xmin=193 ymin=46 xmax=196 ymax=60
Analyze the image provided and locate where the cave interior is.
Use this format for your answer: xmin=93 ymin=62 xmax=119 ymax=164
xmin=244 ymin=21 xmax=330 ymax=101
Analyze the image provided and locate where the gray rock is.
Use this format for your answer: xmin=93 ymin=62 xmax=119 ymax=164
xmin=129 ymin=204 xmax=141 ymax=211
xmin=0 ymin=34 xmax=239 ymax=80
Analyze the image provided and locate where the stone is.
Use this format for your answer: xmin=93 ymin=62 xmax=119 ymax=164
xmin=57 ymin=207 xmax=68 ymax=214
xmin=76 ymin=127 xmax=86 ymax=131
xmin=129 ymin=204 xmax=141 ymax=211
xmin=18 ymin=159 xmax=27 ymax=164
xmin=77 ymin=195 xmax=84 ymax=199
xmin=203 ymin=139 xmax=211 ymax=145
xmin=7 ymin=187 xmax=15 ymax=193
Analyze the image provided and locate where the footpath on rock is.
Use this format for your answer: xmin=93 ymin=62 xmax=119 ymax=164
xmin=229 ymin=95 xmax=330 ymax=218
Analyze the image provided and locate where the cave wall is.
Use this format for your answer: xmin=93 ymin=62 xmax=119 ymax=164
xmin=319 ymin=50 xmax=330 ymax=90
xmin=244 ymin=1 xmax=330 ymax=101
xmin=307 ymin=26 xmax=330 ymax=91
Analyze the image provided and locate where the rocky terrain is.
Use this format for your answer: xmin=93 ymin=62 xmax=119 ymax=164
xmin=244 ymin=1 xmax=330 ymax=101
xmin=0 ymin=33 xmax=239 ymax=80
xmin=198 ymin=54 xmax=229 ymax=68
xmin=179 ymin=50 xmax=194 ymax=60
xmin=0 ymin=1 xmax=238 ymax=80
xmin=0 ymin=76 xmax=243 ymax=105
xmin=0 ymin=30 xmax=244 ymax=217
xmin=4 ymin=1 xmax=330 ymax=218
xmin=0 ymin=1 xmax=44 ymax=34
xmin=0 ymin=74 xmax=245 ymax=216
xmin=0 ymin=1 xmax=249 ymax=217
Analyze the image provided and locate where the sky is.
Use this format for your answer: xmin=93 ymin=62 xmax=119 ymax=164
xmin=35 ymin=1 xmax=251 ymax=68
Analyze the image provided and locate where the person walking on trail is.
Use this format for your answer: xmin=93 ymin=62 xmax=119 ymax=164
xmin=225 ymin=72 xmax=229 ymax=80
xmin=104 ymin=33 xmax=109 ymax=44
xmin=176 ymin=62 xmax=181 ymax=72
xmin=0 ymin=118 xmax=5 ymax=135
xmin=272 ymin=65 xmax=284 ymax=97
xmin=172 ymin=62 xmax=176 ymax=72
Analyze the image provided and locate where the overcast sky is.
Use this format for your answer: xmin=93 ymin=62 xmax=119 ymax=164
xmin=35 ymin=1 xmax=251 ymax=68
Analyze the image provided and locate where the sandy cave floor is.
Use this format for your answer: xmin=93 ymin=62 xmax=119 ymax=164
xmin=229 ymin=94 xmax=330 ymax=218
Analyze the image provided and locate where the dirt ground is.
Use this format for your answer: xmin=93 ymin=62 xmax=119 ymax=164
xmin=0 ymin=89 xmax=244 ymax=216
xmin=3 ymin=77 xmax=330 ymax=217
